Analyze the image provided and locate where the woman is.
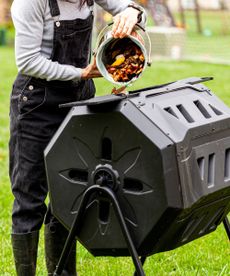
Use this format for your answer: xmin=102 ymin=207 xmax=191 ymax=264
xmin=9 ymin=0 xmax=146 ymax=275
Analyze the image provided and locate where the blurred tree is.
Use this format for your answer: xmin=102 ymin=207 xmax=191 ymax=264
xmin=194 ymin=0 xmax=202 ymax=33
xmin=178 ymin=0 xmax=186 ymax=28
xmin=219 ymin=0 xmax=227 ymax=10
xmin=137 ymin=0 xmax=176 ymax=27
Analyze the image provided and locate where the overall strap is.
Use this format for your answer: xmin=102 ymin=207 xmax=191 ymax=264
xmin=48 ymin=0 xmax=60 ymax=17
xmin=87 ymin=0 xmax=94 ymax=6
xmin=87 ymin=0 xmax=94 ymax=13
xmin=49 ymin=0 xmax=94 ymax=18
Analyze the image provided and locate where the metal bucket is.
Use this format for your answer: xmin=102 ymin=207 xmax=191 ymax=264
xmin=95 ymin=23 xmax=151 ymax=86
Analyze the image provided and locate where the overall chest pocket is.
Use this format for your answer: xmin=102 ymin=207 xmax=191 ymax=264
xmin=18 ymin=82 xmax=47 ymax=117
xmin=53 ymin=25 xmax=92 ymax=68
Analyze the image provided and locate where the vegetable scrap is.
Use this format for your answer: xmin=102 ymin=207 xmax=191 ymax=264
xmin=105 ymin=38 xmax=145 ymax=83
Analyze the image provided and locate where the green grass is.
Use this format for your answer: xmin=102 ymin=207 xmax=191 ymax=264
xmin=184 ymin=10 xmax=230 ymax=36
xmin=0 ymin=47 xmax=229 ymax=275
xmin=159 ymin=10 xmax=230 ymax=63
xmin=180 ymin=10 xmax=230 ymax=62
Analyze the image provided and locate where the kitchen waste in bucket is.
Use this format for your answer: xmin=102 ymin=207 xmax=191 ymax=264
xmin=95 ymin=24 xmax=151 ymax=86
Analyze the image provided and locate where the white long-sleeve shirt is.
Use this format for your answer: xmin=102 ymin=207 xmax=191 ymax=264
xmin=11 ymin=0 xmax=145 ymax=82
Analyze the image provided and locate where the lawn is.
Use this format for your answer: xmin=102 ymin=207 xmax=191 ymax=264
xmin=182 ymin=10 xmax=230 ymax=63
xmin=0 ymin=47 xmax=229 ymax=275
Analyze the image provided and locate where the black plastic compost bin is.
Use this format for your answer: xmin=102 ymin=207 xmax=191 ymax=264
xmin=44 ymin=77 xmax=230 ymax=275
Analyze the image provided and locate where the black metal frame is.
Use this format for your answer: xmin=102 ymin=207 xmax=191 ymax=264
xmin=223 ymin=217 xmax=230 ymax=240
xmin=53 ymin=184 xmax=230 ymax=276
xmin=54 ymin=185 xmax=146 ymax=276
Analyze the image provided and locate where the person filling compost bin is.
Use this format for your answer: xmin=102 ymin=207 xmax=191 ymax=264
xmin=9 ymin=0 xmax=146 ymax=275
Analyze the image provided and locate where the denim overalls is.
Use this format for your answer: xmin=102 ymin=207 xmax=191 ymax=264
xmin=9 ymin=0 xmax=95 ymax=234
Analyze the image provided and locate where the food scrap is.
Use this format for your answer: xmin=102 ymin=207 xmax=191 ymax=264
xmin=105 ymin=38 xmax=145 ymax=83
xmin=111 ymin=86 xmax=127 ymax=95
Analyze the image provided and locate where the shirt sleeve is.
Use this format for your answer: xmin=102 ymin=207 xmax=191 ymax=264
xmin=11 ymin=0 xmax=82 ymax=81
xmin=95 ymin=0 xmax=130 ymax=15
xmin=95 ymin=0 xmax=146 ymax=26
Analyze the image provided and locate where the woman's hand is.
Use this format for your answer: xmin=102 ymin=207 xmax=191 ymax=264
xmin=111 ymin=7 xmax=139 ymax=39
xmin=81 ymin=57 xmax=102 ymax=79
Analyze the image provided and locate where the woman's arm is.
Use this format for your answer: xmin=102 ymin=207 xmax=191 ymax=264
xmin=11 ymin=0 xmax=82 ymax=81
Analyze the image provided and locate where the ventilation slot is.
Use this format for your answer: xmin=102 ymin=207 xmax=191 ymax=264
xmin=176 ymin=104 xmax=194 ymax=123
xmin=101 ymin=137 xmax=112 ymax=160
xmin=194 ymin=100 xmax=211 ymax=118
xmin=68 ymin=169 xmax=88 ymax=182
xmin=207 ymin=153 xmax=215 ymax=188
xmin=123 ymin=178 xmax=143 ymax=192
xmin=209 ymin=104 xmax=223 ymax=116
xmin=164 ymin=107 xmax=178 ymax=119
xmin=224 ymin=148 xmax=230 ymax=181
xmin=98 ymin=200 xmax=110 ymax=223
xmin=197 ymin=157 xmax=205 ymax=180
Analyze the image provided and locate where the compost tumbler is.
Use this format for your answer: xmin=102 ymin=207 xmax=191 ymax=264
xmin=44 ymin=77 xmax=230 ymax=274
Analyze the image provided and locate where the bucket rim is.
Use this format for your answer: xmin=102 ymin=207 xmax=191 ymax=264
xmin=96 ymin=34 xmax=148 ymax=86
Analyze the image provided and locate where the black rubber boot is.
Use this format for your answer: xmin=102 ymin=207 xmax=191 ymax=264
xmin=44 ymin=222 xmax=76 ymax=276
xmin=11 ymin=232 xmax=39 ymax=276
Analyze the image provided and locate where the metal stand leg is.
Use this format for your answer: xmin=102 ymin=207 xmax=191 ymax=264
xmin=223 ymin=217 xmax=230 ymax=240
xmin=133 ymin=256 xmax=147 ymax=276
xmin=54 ymin=185 xmax=146 ymax=276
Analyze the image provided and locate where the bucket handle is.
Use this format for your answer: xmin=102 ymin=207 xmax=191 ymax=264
xmin=94 ymin=22 xmax=114 ymax=53
xmin=135 ymin=23 xmax=152 ymax=67
xmin=94 ymin=22 xmax=152 ymax=66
